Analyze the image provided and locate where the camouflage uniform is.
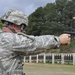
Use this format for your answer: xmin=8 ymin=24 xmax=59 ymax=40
xmin=0 ymin=29 xmax=60 ymax=75
xmin=0 ymin=9 xmax=60 ymax=75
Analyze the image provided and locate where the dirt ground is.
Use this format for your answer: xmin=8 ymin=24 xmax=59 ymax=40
xmin=23 ymin=63 xmax=75 ymax=75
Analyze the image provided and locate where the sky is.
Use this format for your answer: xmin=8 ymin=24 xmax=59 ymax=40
xmin=0 ymin=0 xmax=55 ymax=16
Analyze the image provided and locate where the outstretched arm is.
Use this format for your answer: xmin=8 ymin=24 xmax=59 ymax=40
xmin=13 ymin=34 xmax=70 ymax=55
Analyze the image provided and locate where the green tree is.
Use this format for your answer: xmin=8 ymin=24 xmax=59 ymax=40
xmin=27 ymin=7 xmax=45 ymax=35
xmin=0 ymin=20 xmax=2 ymax=28
xmin=26 ymin=0 xmax=75 ymax=52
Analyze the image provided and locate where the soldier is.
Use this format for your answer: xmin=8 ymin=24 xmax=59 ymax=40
xmin=0 ymin=9 xmax=70 ymax=75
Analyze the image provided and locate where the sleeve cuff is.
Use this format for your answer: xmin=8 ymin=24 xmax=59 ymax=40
xmin=54 ymin=36 xmax=60 ymax=47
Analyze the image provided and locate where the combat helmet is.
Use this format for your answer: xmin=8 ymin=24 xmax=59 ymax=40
xmin=0 ymin=9 xmax=28 ymax=26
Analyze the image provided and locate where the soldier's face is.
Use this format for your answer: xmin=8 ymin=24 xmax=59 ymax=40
xmin=2 ymin=24 xmax=22 ymax=33
xmin=2 ymin=26 xmax=13 ymax=32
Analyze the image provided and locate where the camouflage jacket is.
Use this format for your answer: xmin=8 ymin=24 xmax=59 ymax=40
xmin=0 ymin=29 xmax=60 ymax=74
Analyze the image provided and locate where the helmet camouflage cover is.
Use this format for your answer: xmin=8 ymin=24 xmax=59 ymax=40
xmin=0 ymin=9 xmax=28 ymax=26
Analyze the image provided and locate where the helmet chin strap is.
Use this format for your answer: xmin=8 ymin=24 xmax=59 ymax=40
xmin=7 ymin=26 xmax=17 ymax=33
xmin=3 ymin=25 xmax=17 ymax=33
xmin=2 ymin=21 xmax=17 ymax=33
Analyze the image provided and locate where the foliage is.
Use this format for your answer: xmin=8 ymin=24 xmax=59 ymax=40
xmin=26 ymin=0 xmax=75 ymax=52
xmin=0 ymin=20 xmax=2 ymax=28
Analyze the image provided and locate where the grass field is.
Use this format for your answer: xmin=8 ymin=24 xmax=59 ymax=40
xmin=23 ymin=63 xmax=75 ymax=75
